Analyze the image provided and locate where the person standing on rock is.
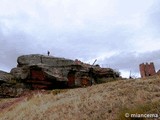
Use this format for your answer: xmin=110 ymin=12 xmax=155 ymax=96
xmin=47 ymin=51 xmax=50 ymax=56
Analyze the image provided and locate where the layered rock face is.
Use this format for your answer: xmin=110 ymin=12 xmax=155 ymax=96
xmin=0 ymin=70 xmax=14 ymax=83
xmin=0 ymin=54 xmax=120 ymax=97
xmin=11 ymin=54 xmax=75 ymax=89
xmin=0 ymin=71 xmax=25 ymax=98
xmin=17 ymin=54 xmax=74 ymax=67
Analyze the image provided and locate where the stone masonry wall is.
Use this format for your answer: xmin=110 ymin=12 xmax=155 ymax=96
xmin=139 ymin=62 xmax=156 ymax=78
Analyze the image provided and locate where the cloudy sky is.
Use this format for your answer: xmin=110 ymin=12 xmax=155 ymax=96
xmin=0 ymin=0 xmax=160 ymax=78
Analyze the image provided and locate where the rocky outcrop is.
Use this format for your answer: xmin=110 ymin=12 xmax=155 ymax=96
xmin=0 ymin=83 xmax=26 ymax=98
xmin=0 ymin=54 xmax=120 ymax=96
xmin=11 ymin=54 xmax=77 ymax=89
xmin=10 ymin=66 xmax=29 ymax=80
xmin=0 ymin=70 xmax=14 ymax=84
xmin=0 ymin=70 xmax=25 ymax=98
xmin=13 ymin=54 xmax=75 ymax=82
xmin=11 ymin=54 xmax=120 ymax=89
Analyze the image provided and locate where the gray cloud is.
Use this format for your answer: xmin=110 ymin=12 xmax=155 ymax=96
xmin=0 ymin=0 xmax=160 ymax=78
xmin=101 ymin=50 xmax=160 ymax=77
xmin=0 ymin=22 xmax=40 ymax=70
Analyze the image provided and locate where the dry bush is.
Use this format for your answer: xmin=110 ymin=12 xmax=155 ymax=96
xmin=51 ymin=89 xmax=68 ymax=95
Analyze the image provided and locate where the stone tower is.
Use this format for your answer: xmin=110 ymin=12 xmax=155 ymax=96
xmin=139 ymin=62 xmax=156 ymax=78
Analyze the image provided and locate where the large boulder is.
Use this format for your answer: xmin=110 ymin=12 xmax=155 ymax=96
xmin=28 ymin=64 xmax=69 ymax=81
xmin=11 ymin=54 xmax=71 ymax=89
xmin=11 ymin=63 xmax=69 ymax=82
xmin=17 ymin=54 xmax=75 ymax=67
xmin=12 ymin=54 xmax=74 ymax=89
xmin=10 ymin=66 xmax=29 ymax=80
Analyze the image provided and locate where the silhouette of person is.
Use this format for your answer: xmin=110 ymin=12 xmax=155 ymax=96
xmin=47 ymin=51 xmax=50 ymax=56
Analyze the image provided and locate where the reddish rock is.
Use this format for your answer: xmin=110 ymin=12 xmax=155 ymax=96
xmin=10 ymin=54 xmax=120 ymax=90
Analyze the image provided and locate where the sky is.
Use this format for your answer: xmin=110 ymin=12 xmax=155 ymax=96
xmin=0 ymin=0 xmax=160 ymax=78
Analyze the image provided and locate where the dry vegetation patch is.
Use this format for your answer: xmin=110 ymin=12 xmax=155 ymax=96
xmin=0 ymin=76 xmax=160 ymax=120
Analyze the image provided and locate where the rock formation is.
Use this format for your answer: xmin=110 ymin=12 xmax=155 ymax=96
xmin=0 ymin=70 xmax=25 ymax=97
xmin=0 ymin=54 xmax=120 ymax=97
xmin=11 ymin=54 xmax=76 ymax=89
xmin=0 ymin=70 xmax=14 ymax=84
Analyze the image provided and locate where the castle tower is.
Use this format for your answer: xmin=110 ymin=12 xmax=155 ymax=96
xmin=139 ymin=62 xmax=156 ymax=78
xmin=139 ymin=63 xmax=145 ymax=78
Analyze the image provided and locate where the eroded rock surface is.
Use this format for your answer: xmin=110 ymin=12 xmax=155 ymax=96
xmin=0 ymin=54 xmax=120 ymax=97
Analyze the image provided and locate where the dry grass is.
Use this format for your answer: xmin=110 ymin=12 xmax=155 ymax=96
xmin=118 ymin=100 xmax=160 ymax=120
xmin=0 ymin=75 xmax=160 ymax=120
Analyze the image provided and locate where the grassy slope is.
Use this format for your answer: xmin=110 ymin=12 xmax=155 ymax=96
xmin=0 ymin=76 xmax=160 ymax=120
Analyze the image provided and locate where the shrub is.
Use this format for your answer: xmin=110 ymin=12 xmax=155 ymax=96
xmin=96 ymin=77 xmax=118 ymax=84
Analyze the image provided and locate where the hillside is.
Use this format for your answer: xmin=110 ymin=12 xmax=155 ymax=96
xmin=0 ymin=76 xmax=160 ymax=120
